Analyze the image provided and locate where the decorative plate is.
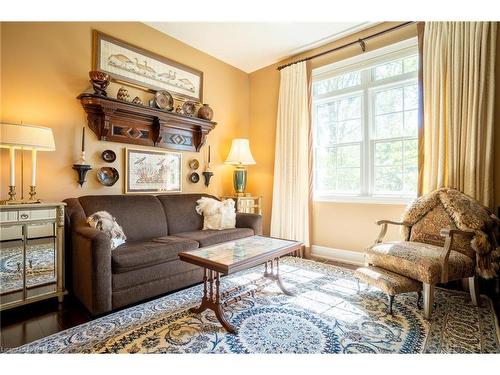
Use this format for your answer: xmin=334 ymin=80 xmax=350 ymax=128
xmin=154 ymin=90 xmax=174 ymax=111
xmin=189 ymin=159 xmax=200 ymax=170
xmin=182 ymin=101 xmax=197 ymax=116
xmin=101 ymin=149 xmax=116 ymax=163
xmin=189 ymin=172 xmax=200 ymax=183
xmin=97 ymin=167 xmax=119 ymax=186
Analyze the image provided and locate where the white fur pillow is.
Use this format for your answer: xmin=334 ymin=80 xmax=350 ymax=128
xmin=196 ymin=197 xmax=236 ymax=230
xmin=87 ymin=211 xmax=127 ymax=249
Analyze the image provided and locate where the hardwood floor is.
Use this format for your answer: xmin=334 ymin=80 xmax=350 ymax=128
xmin=0 ymin=296 xmax=91 ymax=351
xmin=1 ymin=258 xmax=499 ymax=351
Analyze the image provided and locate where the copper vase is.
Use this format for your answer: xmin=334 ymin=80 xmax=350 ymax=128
xmin=198 ymin=104 xmax=214 ymax=121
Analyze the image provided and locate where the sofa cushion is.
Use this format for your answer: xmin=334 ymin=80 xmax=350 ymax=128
xmin=175 ymin=228 xmax=255 ymax=247
xmin=112 ymin=236 xmax=199 ymax=274
xmin=79 ymin=195 xmax=168 ymax=242
xmin=366 ymin=241 xmax=475 ymax=284
xmin=156 ymin=193 xmax=216 ymax=235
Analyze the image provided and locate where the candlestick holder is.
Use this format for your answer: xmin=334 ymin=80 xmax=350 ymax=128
xmin=202 ymin=168 xmax=214 ymax=187
xmin=73 ymin=151 xmax=92 ymax=187
xmin=28 ymin=186 xmax=41 ymax=202
xmin=8 ymin=186 xmax=16 ymax=201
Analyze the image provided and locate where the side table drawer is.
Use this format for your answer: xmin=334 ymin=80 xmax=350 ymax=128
xmin=0 ymin=211 xmax=18 ymax=223
xmin=18 ymin=209 xmax=56 ymax=221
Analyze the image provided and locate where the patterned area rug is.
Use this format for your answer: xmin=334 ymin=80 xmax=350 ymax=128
xmin=0 ymin=243 xmax=56 ymax=293
xmin=9 ymin=257 xmax=500 ymax=353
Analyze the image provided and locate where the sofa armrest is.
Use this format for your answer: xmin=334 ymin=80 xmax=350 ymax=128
xmin=72 ymin=225 xmax=113 ymax=315
xmin=236 ymin=213 xmax=263 ymax=235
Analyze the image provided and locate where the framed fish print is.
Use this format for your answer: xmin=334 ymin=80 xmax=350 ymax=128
xmin=125 ymin=148 xmax=182 ymax=194
xmin=93 ymin=30 xmax=203 ymax=102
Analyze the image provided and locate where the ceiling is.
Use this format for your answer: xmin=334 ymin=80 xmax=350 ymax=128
xmin=145 ymin=22 xmax=374 ymax=73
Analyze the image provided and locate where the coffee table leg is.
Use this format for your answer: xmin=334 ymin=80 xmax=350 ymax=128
xmin=264 ymin=258 xmax=295 ymax=296
xmin=189 ymin=268 xmax=237 ymax=334
xmin=190 ymin=268 xmax=209 ymax=314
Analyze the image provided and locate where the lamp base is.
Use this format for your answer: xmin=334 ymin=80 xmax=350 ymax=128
xmin=233 ymin=167 xmax=247 ymax=194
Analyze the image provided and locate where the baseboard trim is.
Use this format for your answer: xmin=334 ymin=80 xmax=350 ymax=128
xmin=311 ymin=245 xmax=364 ymax=266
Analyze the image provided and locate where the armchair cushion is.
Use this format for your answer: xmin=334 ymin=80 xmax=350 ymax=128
xmin=366 ymin=241 xmax=475 ymax=284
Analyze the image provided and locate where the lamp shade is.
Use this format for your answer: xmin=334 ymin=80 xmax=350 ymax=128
xmin=224 ymin=138 xmax=256 ymax=165
xmin=0 ymin=123 xmax=56 ymax=151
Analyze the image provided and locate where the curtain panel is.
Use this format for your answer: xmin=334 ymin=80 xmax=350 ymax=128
xmin=270 ymin=61 xmax=311 ymax=250
xmin=422 ymin=22 xmax=497 ymax=207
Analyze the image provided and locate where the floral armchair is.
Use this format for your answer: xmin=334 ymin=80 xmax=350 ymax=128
xmin=366 ymin=188 xmax=499 ymax=319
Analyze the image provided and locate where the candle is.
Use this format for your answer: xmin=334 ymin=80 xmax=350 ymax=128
xmin=81 ymin=126 xmax=85 ymax=152
xmin=9 ymin=147 xmax=15 ymax=186
xmin=31 ymin=149 xmax=37 ymax=186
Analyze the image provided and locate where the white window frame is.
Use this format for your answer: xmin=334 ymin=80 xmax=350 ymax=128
xmin=312 ymin=38 xmax=418 ymax=204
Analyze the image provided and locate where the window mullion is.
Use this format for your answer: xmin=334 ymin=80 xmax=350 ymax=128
xmin=362 ymin=69 xmax=371 ymax=196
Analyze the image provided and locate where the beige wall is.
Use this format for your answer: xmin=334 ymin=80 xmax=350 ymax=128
xmin=248 ymin=23 xmax=418 ymax=250
xmin=1 ymin=22 xmax=498 ymax=251
xmin=0 ymin=22 xmax=250 ymax=201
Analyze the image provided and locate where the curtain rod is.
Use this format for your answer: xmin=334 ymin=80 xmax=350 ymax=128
xmin=276 ymin=21 xmax=416 ymax=71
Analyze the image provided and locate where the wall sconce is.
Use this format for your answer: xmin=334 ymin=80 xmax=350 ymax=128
xmin=72 ymin=126 xmax=92 ymax=187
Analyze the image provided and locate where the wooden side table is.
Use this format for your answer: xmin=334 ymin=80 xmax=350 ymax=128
xmin=221 ymin=195 xmax=262 ymax=215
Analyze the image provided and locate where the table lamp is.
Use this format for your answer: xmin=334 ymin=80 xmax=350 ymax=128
xmin=0 ymin=123 xmax=56 ymax=204
xmin=224 ymin=138 xmax=256 ymax=194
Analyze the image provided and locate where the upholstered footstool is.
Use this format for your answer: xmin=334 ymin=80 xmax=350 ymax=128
xmin=354 ymin=266 xmax=422 ymax=314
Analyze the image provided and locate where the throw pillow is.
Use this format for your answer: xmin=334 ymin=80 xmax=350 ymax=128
xmin=87 ymin=211 xmax=127 ymax=249
xmin=195 ymin=197 xmax=236 ymax=230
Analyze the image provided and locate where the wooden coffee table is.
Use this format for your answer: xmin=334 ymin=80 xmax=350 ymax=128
xmin=179 ymin=235 xmax=303 ymax=334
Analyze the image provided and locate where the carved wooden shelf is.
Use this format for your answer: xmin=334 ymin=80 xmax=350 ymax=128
xmin=77 ymin=93 xmax=216 ymax=152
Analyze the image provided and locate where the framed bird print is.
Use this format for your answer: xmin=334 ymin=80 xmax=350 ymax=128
xmin=93 ymin=30 xmax=203 ymax=102
xmin=125 ymin=148 xmax=182 ymax=194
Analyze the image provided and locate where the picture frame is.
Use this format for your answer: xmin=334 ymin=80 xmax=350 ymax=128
xmin=93 ymin=30 xmax=203 ymax=102
xmin=125 ymin=148 xmax=182 ymax=194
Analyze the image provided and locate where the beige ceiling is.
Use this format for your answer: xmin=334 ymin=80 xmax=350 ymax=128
xmin=145 ymin=22 xmax=374 ymax=73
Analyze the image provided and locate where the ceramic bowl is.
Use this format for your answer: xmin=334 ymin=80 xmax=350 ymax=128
xmin=97 ymin=167 xmax=119 ymax=186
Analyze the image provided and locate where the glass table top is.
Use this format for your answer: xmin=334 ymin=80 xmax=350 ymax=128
xmin=180 ymin=235 xmax=299 ymax=266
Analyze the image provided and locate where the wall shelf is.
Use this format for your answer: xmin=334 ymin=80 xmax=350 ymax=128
xmin=77 ymin=93 xmax=217 ymax=152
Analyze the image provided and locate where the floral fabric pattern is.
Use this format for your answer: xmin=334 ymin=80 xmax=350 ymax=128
xmin=355 ymin=266 xmax=422 ymax=296
xmin=366 ymin=241 xmax=475 ymax=284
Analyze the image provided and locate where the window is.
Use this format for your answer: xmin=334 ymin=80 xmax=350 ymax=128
xmin=312 ymin=38 xmax=419 ymax=202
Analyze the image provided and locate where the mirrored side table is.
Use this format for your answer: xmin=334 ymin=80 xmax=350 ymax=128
xmin=0 ymin=202 xmax=67 ymax=311
xmin=221 ymin=195 xmax=262 ymax=215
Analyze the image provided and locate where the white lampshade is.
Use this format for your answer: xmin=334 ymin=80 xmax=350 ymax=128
xmin=0 ymin=123 xmax=56 ymax=151
xmin=224 ymin=138 xmax=256 ymax=165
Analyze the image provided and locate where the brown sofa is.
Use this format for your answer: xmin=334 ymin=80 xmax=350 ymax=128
xmin=64 ymin=194 xmax=262 ymax=315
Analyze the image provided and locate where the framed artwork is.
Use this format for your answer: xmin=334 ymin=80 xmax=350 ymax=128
xmin=93 ymin=30 xmax=203 ymax=102
xmin=125 ymin=148 xmax=182 ymax=194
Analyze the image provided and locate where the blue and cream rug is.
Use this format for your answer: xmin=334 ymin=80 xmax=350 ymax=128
xmin=9 ymin=257 xmax=500 ymax=353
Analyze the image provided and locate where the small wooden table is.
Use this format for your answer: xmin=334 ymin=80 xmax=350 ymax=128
xmin=179 ymin=235 xmax=303 ymax=333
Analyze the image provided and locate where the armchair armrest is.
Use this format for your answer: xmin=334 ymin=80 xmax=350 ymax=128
xmin=374 ymin=220 xmax=411 ymax=244
xmin=236 ymin=212 xmax=263 ymax=235
xmin=376 ymin=220 xmax=410 ymax=226
xmin=438 ymin=228 xmax=475 ymax=283
xmin=72 ymin=225 xmax=112 ymax=315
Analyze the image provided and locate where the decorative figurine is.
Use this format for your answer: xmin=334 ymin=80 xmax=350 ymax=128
xmin=89 ymin=70 xmax=110 ymax=96
xmin=117 ymin=87 xmax=130 ymax=101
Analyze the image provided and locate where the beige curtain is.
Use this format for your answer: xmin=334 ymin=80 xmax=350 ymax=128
xmin=422 ymin=22 xmax=497 ymax=207
xmin=270 ymin=61 xmax=311 ymax=249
